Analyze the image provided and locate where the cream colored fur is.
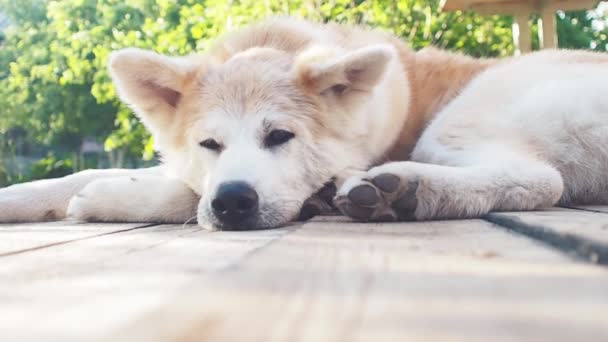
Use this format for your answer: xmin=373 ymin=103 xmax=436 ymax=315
xmin=1 ymin=18 xmax=608 ymax=229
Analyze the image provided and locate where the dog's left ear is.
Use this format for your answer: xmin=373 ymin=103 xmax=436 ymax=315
xmin=294 ymin=45 xmax=393 ymax=96
xmin=108 ymin=48 xmax=203 ymax=138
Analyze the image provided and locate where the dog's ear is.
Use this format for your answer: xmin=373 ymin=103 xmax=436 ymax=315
xmin=294 ymin=45 xmax=393 ymax=96
xmin=109 ymin=48 xmax=202 ymax=135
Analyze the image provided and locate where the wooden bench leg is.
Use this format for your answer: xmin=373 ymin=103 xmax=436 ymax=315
xmin=514 ymin=12 xmax=532 ymax=54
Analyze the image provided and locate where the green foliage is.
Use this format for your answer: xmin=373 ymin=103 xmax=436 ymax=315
xmin=0 ymin=151 xmax=8 ymax=187
xmin=557 ymin=8 xmax=608 ymax=51
xmin=0 ymin=0 xmax=606 ymax=185
xmin=30 ymin=153 xmax=73 ymax=180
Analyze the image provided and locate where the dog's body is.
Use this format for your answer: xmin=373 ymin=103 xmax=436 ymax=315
xmin=2 ymin=18 xmax=608 ymax=229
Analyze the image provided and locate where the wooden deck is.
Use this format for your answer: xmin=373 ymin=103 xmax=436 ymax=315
xmin=2 ymin=207 xmax=608 ymax=341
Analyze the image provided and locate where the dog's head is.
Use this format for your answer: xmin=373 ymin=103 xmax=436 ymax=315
xmin=109 ymin=43 xmax=393 ymax=230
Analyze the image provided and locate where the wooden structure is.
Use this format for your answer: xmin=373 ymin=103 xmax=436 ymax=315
xmin=2 ymin=206 xmax=608 ymax=340
xmin=442 ymin=0 xmax=599 ymax=53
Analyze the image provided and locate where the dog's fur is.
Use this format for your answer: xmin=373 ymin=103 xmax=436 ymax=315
xmin=2 ymin=18 xmax=608 ymax=229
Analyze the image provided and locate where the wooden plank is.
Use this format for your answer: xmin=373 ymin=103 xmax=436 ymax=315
xmin=0 ymin=221 xmax=156 ymax=256
xmin=443 ymin=0 xmax=530 ymax=12
xmin=486 ymin=208 xmax=608 ymax=263
xmin=443 ymin=0 xmax=598 ymax=14
xmin=116 ymin=219 xmax=608 ymax=342
xmin=545 ymin=0 xmax=599 ymax=12
xmin=473 ymin=2 xmax=534 ymax=15
xmin=0 ymin=223 xmax=291 ymax=341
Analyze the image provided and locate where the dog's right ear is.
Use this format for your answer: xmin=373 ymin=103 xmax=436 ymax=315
xmin=294 ymin=45 xmax=393 ymax=96
xmin=109 ymin=48 xmax=203 ymax=136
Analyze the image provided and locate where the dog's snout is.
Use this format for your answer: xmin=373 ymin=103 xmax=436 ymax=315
xmin=211 ymin=181 xmax=259 ymax=229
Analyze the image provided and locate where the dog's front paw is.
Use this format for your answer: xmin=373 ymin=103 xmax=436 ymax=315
xmin=66 ymin=179 xmax=120 ymax=222
xmin=297 ymin=181 xmax=339 ymax=221
xmin=65 ymin=195 xmax=94 ymax=222
xmin=334 ymin=164 xmax=420 ymax=222
xmin=67 ymin=176 xmax=199 ymax=223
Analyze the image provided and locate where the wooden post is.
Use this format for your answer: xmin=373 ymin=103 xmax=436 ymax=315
xmin=515 ymin=13 xmax=532 ymax=54
xmin=540 ymin=4 xmax=558 ymax=49
xmin=441 ymin=0 xmax=600 ymax=54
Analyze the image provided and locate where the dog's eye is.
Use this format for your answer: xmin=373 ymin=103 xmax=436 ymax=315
xmin=264 ymin=129 xmax=295 ymax=148
xmin=199 ymin=138 xmax=222 ymax=151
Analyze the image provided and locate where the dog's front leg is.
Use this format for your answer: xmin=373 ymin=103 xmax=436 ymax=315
xmin=334 ymin=160 xmax=564 ymax=221
xmin=0 ymin=167 xmax=165 ymax=223
xmin=66 ymin=175 xmax=199 ymax=224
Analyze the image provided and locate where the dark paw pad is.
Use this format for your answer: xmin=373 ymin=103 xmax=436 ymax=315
xmin=336 ymin=173 xmax=421 ymax=222
xmin=298 ymin=203 xmax=321 ymax=221
xmin=372 ymin=173 xmax=400 ymax=193
xmin=347 ymin=184 xmax=380 ymax=207
xmin=298 ymin=181 xmax=339 ymax=221
xmin=392 ymin=180 xmax=419 ymax=220
xmin=334 ymin=197 xmax=375 ymax=221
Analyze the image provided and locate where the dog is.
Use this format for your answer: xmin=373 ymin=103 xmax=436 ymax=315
xmin=1 ymin=18 xmax=608 ymax=230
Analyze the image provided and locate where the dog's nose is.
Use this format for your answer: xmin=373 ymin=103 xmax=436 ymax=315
xmin=211 ymin=181 xmax=259 ymax=228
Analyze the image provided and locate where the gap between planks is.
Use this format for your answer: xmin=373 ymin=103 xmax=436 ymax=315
xmin=0 ymin=222 xmax=161 ymax=257
xmin=484 ymin=207 xmax=608 ymax=265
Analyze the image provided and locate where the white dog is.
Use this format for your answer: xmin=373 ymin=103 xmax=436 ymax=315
xmin=1 ymin=18 xmax=608 ymax=230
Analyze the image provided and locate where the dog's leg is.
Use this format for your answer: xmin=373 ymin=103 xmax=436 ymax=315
xmin=334 ymin=159 xmax=564 ymax=221
xmin=66 ymin=175 xmax=199 ymax=223
xmin=0 ymin=167 xmax=164 ymax=223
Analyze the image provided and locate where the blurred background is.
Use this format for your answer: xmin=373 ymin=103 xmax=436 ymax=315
xmin=0 ymin=0 xmax=606 ymax=187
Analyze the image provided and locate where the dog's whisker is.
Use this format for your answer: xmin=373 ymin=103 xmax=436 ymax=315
xmin=182 ymin=215 xmax=198 ymax=229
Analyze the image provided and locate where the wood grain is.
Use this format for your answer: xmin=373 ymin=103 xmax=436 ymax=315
xmin=0 ymin=223 xmax=291 ymax=341
xmin=2 ymin=216 xmax=608 ymax=342
xmin=116 ymin=219 xmax=608 ymax=342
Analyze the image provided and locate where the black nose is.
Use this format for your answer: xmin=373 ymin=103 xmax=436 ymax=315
xmin=211 ymin=181 xmax=259 ymax=228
